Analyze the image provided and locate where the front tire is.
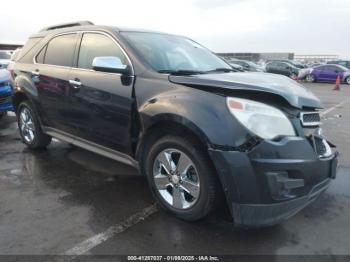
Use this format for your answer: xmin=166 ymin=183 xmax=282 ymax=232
xmin=346 ymin=76 xmax=350 ymax=85
xmin=305 ymin=74 xmax=315 ymax=83
xmin=17 ymin=101 xmax=52 ymax=149
xmin=145 ymin=135 xmax=221 ymax=221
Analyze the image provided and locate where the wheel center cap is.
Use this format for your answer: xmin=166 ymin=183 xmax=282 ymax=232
xmin=171 ymin=175 xmax=180 ymax=185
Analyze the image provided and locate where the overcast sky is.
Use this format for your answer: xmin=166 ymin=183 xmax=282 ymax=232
xmin=2 ymin=0 xmax=349 ymax=58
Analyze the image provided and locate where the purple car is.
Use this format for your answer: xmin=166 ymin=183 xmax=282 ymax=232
xmin=304 ymin=64 xmax=350 ymax=84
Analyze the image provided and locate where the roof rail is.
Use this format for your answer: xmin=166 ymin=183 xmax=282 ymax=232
xmin=39 ymin=21 xmax=94 ymax=32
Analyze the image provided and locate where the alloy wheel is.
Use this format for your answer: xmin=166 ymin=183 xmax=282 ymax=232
xmin=347 ymin=77 xmax=350 ymax=85
xmin=19 ymin=107 xmax=35 ymax=143
xmin=306 ymin=74 xmax=314 ymax=82
xmin=153 ymin=149 xmax=200 ymax=209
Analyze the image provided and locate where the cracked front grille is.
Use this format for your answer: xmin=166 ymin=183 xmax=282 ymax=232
xmin=314 ymin=136 xmax=327 ymax=156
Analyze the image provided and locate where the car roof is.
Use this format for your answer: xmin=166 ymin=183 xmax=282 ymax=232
xmin=30 ymin=23 xmax=172 ymax=39
xmin=315 ymin=64 xmax=348 ymax=70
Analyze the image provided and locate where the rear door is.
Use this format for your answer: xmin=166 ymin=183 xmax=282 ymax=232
xmin=319 ymin=65 xmax=339 ymax=82
xmin=33 ymin=33 xmax=79 ymax=134
xmin=67 ymin=32 xmax=135 ymax=154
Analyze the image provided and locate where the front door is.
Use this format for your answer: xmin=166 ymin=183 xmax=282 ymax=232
xmin=67 ymin=32 xmax=135 ymax=154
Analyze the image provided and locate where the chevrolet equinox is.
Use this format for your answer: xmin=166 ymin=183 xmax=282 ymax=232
xmin=12 ymin=21 xmax=338 ymax=227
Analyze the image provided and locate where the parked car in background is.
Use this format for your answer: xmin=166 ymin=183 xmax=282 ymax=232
xmin=327 ymin=60 xmax=350 ymax=70
xmin=303 ymin=64 xmax=350 ymax=84
xmin=12 ymin=21 xmax=337 ymax=227
xmin=228 ymin=62 xmax=245 ymax=71
xmin=232 ymin=60 xmax=265 ymax=72
xmin=265 ymin=61 xmax=300 ymax=79
xmin=0 ymin=51 xmax=11 ymax=69
xmin=273 ymin=60 xmax=306 ymax=69
xmin=0 ymin=69 xmax=13 ymax=120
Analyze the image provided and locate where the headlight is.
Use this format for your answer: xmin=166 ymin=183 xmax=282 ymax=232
xmin=226 ymin=97 xmax=296 ymax=140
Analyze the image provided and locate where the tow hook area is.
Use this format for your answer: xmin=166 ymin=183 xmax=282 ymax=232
xmin=266 ymin=172 xmax=304 ymax=200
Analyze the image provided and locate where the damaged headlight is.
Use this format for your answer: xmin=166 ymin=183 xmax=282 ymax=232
xmin=226 ymin=97 xmax=296 ymax=140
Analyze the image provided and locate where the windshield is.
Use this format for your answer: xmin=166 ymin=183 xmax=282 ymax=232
xmin=121 ymin=32 xmax=231 ymax=73
xmin=0 ymin=51 xmax=11 ymax=59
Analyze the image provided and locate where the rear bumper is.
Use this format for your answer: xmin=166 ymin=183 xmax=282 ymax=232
xmin=209 ymin=136 xmax=338 ymax=227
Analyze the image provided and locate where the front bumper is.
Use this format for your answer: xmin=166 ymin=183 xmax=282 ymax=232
xmin=209 ymin=136 xmax=338 ymax=227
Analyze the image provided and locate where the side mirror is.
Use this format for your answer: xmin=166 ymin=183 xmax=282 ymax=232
xmin=92 ymin=56 xmax=131 ymax=75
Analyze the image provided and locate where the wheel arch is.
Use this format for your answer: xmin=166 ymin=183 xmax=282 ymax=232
xmin=135 ymin=114 xmax=210 ymax=174
xmin=12 ymin=91 xmax=30 ymax=112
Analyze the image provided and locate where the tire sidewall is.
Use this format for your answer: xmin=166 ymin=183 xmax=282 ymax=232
xmin=145 ymin=137 xmax=213 ymax=220
xmin=17 ymin=102 xmax=39 ymax=147
xmin=346 ymin=76 xmax=350 ymax=85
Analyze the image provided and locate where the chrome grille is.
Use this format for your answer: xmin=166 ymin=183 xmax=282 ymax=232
xmin=300 ymin=112 xmax=321 ymax=127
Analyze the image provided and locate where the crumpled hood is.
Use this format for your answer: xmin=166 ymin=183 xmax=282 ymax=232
xmin=0 ymin=69 xmax=10 ymax=83
xmin=169 ymin=72 xmax=322 ymax=109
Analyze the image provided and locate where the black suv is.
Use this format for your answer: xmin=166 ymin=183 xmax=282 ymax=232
xmin=266 ymin=61 xmax=300 ymax=79
xmin=12 ymin=21 xmax=338 ymax=227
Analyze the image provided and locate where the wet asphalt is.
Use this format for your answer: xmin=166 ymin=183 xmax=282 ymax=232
xmin=0 ymin=83 xmax=350 ymax=256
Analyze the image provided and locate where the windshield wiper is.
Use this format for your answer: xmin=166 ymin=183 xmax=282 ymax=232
xmin=205 ymin=68 xmax=236 ymax=73
xmin=157 ymin=69 xmax=205 ymax=75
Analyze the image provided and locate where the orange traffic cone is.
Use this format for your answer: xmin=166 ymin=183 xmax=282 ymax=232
xmin=333 ymin=75 xmax=341 ymax=91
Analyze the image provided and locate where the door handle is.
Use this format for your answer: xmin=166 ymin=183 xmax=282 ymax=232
xmin=31 ymin=70 xmax=40 ymax=76
xmin=69 ymin=79 xmax=82 ymax=88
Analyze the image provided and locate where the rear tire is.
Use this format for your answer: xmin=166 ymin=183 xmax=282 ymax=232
xmin=144 ymin=135 xmax=221 ymax=221
xmin=17 ymin=101 xmax=52 ymax=149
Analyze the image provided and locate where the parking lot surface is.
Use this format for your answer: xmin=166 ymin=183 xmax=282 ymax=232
xmin=1 ymin=83 xmax=350 ymax=256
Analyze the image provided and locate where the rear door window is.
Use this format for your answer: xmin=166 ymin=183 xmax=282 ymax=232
xmin=44 ymin=34 xmax=77 ymax=67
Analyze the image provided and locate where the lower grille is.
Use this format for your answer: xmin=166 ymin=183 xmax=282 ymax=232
xmin=314 ymin=136 xmax=327 ymax=155
xmin=308 ymin=135 xmax=332 ymax=157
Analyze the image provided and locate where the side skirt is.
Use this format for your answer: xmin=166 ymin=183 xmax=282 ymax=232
xmin=42 ymin=127 xmax=139 ymax=169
